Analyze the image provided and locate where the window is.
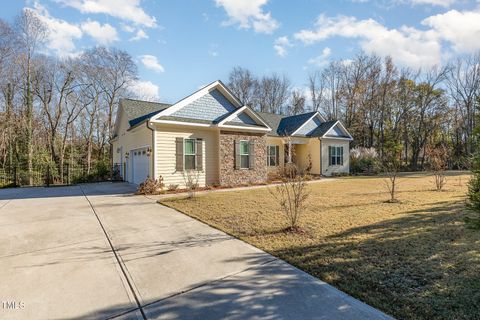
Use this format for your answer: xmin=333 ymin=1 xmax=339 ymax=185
xmin=240 ymin=141 xmax=250 ymax=169
xmin=267 ymin=145 xmax=278 ymax=167
xmin=184 ymin=139 xmax=196 ymax=170
xmin=329 ymin=146 xmax=344 ymax=166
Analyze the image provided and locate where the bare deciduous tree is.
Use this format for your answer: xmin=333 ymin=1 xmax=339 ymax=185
xmin=227 ymin=66 xmax=258 ymax=106
xmin=426 ymin=144 xmax=449 ymax=191
xmin=182 ymin=169 xmax=200 ymax=199
xmin=287 ymin=89 xmax=306 ymax=115
xmin=15 ymin=9 xmax=47 ymax=182
xmin=269 ymin=164 xmax=310 ymax=232
xmin=257 ymin=73 xmax=290 ymax=114
xmin=382 ymin=140 xmax=403 ymax=203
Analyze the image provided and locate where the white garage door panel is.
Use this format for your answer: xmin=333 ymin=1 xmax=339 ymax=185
xmin=132 ymin=148 xmax=149 ymax=185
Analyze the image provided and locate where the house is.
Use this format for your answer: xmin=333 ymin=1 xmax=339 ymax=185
xmin=111 ymin=80 xmax=353 ymax=186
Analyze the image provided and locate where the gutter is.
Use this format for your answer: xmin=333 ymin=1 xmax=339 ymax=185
xmin=146 ymin=120 xmax=156 ymax=179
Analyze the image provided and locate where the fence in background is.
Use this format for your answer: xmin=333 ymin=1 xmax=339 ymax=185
xmin=0 ymin=163 xmax=124 ymax=188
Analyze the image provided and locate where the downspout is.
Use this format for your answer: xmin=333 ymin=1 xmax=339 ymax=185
xmin=146 ymin=120 xmax=156 ymax=179
xmin=318 ymin=137 xmax=322 ymax=176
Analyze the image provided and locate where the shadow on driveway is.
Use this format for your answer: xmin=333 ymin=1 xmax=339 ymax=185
xmin=66 ymin=252 xmax=391 ymax=320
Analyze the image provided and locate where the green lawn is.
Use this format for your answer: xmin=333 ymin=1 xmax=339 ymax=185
xmin=160 ymin=172 xmax=480 ymax=320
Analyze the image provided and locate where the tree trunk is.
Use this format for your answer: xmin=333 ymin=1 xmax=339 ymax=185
xmin=26 ymin=64 xmax=33 ymax=185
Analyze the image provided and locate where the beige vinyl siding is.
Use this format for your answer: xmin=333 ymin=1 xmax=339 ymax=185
xmin=321 ymin=138 xmax=350 ymax=176
xmin=266 ymin=136 xmax=321 ymax=175
xmin=308 ymin=138 xmax=321 ymax=175
xmin=155 ymin=125 xmax=219 ymax=187
xmin=294 ymin=138 xmax=321 ymax=175
xmin=112 ymin=111 xmax=153 ymax=182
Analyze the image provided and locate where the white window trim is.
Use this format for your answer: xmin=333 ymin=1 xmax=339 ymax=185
xmin=239 ymin=140 xmax=250 ymax=169
xmin=267 ymin=145 xmax=277 ymax=167
xmin=329 ymin=146 xmax=344 ymax=166
xmin=184 ymin=138 xmax=196 ymax=170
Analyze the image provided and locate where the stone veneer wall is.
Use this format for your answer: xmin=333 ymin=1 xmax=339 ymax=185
xmin=219 ymin=131 xmax=267 ymax=186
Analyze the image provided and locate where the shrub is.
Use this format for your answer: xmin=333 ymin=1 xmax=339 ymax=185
xmin=350 ymin=147 xmax=380 ymax=175
xmin=136 ymin=176 xmax=165 ymax=195
xmin=167 ymin=183 xmax=179 ymax=191
xmin=94 ymin=161 xmax=110 ymax=180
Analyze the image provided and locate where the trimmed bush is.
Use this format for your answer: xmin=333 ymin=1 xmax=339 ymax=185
xmin=350 ymin=147 xmax=380 ymax=175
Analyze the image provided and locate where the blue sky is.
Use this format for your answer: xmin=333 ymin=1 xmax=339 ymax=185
xmin=2 ymin=0 xmax=480 ymax=103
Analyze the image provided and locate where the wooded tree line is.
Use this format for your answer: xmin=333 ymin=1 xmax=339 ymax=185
xmin=0 ymin=10 xmax=139 ymax=182
xmin=1 ymin=9 xmax=479 ymax=181
xmin=228 ymin=53 xmax=480 ymax=170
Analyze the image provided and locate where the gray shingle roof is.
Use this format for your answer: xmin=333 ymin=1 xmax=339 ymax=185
xmin=307 ymin=120 xmax=338 ymax=137
xmin=257 ymin=112 xmax=284 ymax=136
xmin=278 ymin=112 xmax=317 ymax=136
xmin=119 ymin=97 xmax=349 ymax=139
xmin=121 ymin=98 xmax=171 ymax=127
xmin=257 ymin=111 xmax=320 ymax=136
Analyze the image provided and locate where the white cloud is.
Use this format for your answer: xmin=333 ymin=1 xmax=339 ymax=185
xmin=130 ymin=80 xmax=159 ymax=101
xmin=121 ymin=23 xmax=135 ymax=33
xmin=294 ymin=14 xmax=442 ymax=68
xmin=129 ymin=29 xmax=148 ymax=41
xmin=353 ymin=0 xmax=456 ymax=6
xmin=139 ymin=55 xmax=165 ymax=73
xmin=422 ymin=9 xmax=480 ymax=53
xmin=28 ymin=4 xmax=82 ymax=56
xmin=407 ymin=0 xmax=456 ymax=7
xmin=56 ymin=0 xmax=156 ymax=27
xmin=81 ymin=20 xmax=118 ymax=44
xmin=293 ymin=8 xmax=480 ymax=68
xmin=274 ymin=36 xmax=292 ymax=57
xmin=215 ymin=0 xmax=278 ymax=34
xmin=308 ymin=47 xmax=332 ymax=67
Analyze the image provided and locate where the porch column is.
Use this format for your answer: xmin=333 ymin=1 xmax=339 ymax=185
xmin=288 ymin=140 xmax=292 ymax=163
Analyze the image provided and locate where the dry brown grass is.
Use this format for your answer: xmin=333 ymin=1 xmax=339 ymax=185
xmin=160 ymin=171 xmax=480 ymax=320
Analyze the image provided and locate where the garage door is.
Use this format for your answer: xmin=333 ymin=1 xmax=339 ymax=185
xmin=132 ymin=148 xmax=149 ymax=185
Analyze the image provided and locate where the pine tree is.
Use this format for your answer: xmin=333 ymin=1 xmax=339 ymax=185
xmin=466 ymin=98 xmax=480 ymax=229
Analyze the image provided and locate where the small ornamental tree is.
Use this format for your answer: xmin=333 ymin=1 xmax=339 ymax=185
xmin=426 ymin=144 xmax=448 ymax=191
xmin=182 ymin=169 xmax=200 ymax=199
xmin=382 ymin=140 xmax=403 ymax=203
xmin=269 ymin=163 xmax=310 ymax=232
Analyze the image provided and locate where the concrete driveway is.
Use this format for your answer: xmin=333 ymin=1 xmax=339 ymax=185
xmin=0 ymin=183 xmax=392 ymax=320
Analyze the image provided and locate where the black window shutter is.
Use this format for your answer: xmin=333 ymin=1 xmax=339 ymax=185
xmin=196 ymin=139 xmax=203 ymax=171
xmin=234 ymin=140 xmax=240 ymax=170
xmin=175 ymin=138 xmax=184 ymax=171
xmin=249 ymin=141 xmax=255 ymax=169
xmin=328 ymin=146 xmax=332 ymax=166
xmin=275 ymin=145 xmax=279 ymax=166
